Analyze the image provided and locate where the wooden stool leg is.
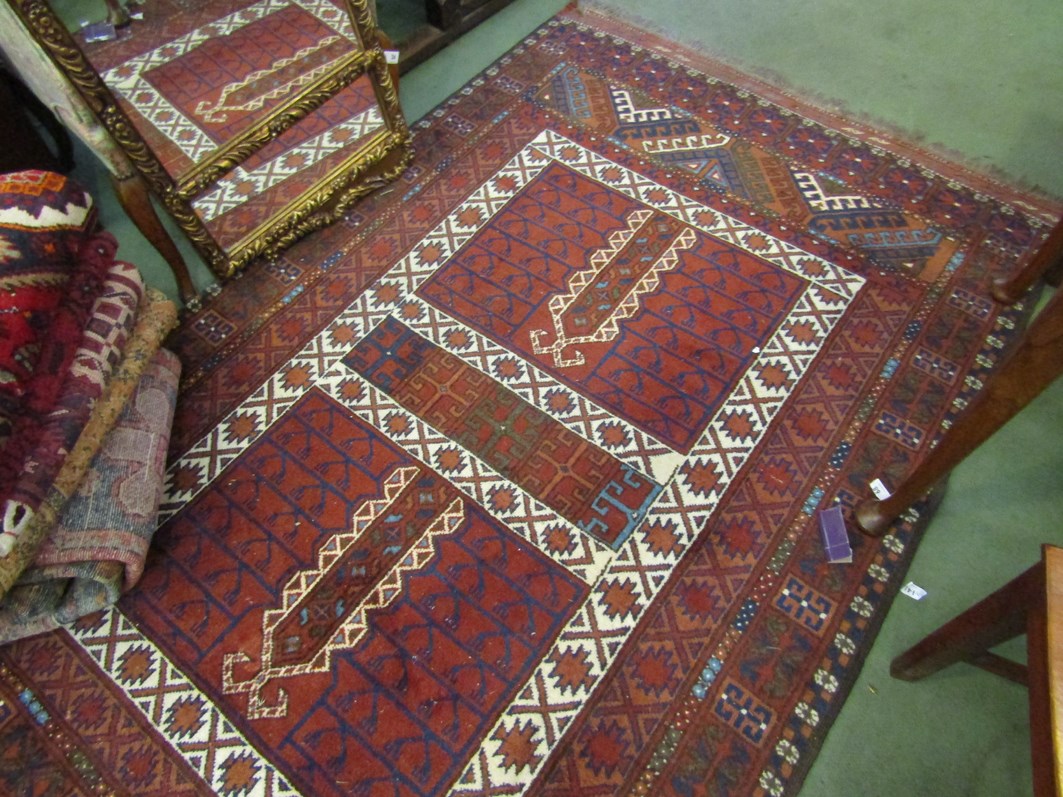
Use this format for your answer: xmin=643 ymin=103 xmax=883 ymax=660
xmin=1029 ymin=544 xmax=1063 ymax=797
xmin=993 ymin=217 xmax=1063 ymax=304
xmin=110 ymin=171 xmax=198 ymax=307
xmin=891 ymin=559 xmax=1043 ymax=683
xmin=1027 ymin=599 xmax=1057 ymax=797
xmin=1046 ymin=255 xmax=1063 ymax=290
xmin=856 ymin=285 xmax=1063 ymax=536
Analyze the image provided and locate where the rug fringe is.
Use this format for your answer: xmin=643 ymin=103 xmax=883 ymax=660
xmin=570 ymin=0 xmax=1063 ymax=220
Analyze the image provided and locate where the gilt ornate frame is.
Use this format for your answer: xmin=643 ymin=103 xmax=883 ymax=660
xmin=7 ymin=0 xmax=412 ymax=278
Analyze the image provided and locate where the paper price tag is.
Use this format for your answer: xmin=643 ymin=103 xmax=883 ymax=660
xmin=384 ymin=50 xmax=400 ymax=64
xmin=901 ymin=581 xmax=927 ymax=600
xmin=869 ymin=478 xmax=891 ymax=500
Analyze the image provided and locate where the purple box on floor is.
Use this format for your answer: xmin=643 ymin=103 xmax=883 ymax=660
xmin=819 ymin=505 xmax=852 ymax=563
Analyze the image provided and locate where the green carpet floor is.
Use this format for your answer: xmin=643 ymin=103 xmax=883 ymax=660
xmin=70 ymin=1 xmax=1062 ymax=794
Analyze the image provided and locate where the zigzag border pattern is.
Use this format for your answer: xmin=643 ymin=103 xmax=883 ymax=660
xmin=69 ymin=610 xmax=300 ymax=797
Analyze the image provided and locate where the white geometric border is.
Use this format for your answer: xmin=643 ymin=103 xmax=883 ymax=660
xmin=70 ymin=609 xmax=300 ymax=797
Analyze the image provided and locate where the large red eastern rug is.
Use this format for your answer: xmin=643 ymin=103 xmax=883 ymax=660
xmin=2 ymin=6 xmax=1059 ymax=796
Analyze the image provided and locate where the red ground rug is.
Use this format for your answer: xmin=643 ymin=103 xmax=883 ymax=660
xmin=2 ymin=6 xmax=1059 ymax=796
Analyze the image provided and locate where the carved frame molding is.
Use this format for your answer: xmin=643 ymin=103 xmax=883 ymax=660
xmin=7 ymin=0 xmax=412 ymax=279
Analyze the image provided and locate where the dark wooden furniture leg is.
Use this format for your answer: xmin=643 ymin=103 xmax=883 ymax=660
xmin=891 ymin=545 xmax=1062 ymax=797
xmin=110 ymin=171 xmax=198 ymax=308
xmin=890 ymin=558 xmax=1041 ymax=684
xmin=391 ymin=0 xmax=519 ymax=74
xmin=855 ymin=284 xmax=1063 ymax=536
xmin=993 ymin=217 xmax=1063 ymax=304
xmin=1027 ymin=577 xmax=1062 ymax=797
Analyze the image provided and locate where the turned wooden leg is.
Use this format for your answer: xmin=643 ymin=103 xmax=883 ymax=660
xmin=103 ymin=0 xmax=131 ymax=27
xmin=993 ymin=217 xmax=1063 ymax=304
xmin=856 ymin=286 xmax=1063 ymax=536
xmin=110 ymin=171 xmax=197 ymax=307
xmin=890 ymin=556 xmax=1041 ymax=683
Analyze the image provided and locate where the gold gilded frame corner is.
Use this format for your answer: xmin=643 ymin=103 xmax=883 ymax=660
xmin=219 ymin=51 xmax=414 ymax=277
xmin=8 ymin=0 xmax=412 ymax=280
xmin=8 ymin=0 xmax=228 ymax=274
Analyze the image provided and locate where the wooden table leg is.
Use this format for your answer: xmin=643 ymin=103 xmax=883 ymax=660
xmin=993 ymin=217 xmax=1063 ymax=305
xmin=855 ymin=285 xmax=1063 ymax=536
xmin=110 ymin=171 xmax=198 ymax=308
xmin=891 ymin=545 xmax=1062 ymax=796
xmin=890 ymin=558 xmax=1041 ymax=683
xmin=1028 ymin=546 xmax=1063 ymax=797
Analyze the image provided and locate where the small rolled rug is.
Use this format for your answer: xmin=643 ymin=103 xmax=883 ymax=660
xmin=0 ymin=346 xmax=180 ymax=642
xmin=0 ymin=170 xmax=121 ymax=549
xmin=0 ymin=172 xmax=112 ymax=502
xmin=0 ymin=288 xmax=178 ymax=605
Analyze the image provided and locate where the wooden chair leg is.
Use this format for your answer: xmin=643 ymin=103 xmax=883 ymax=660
xmin=1046 ymin=255 xmax=1063 ymax=290
xmin=1028 ymin=545 xmax=1063 ymax=797
xmin=993 ymin=217 xmax=1063 ymax=304
xmin=856 ymin=285 xmax=1063 ymax=536
xmin=892 ymin=545 xmax=1062 ymax=795
xmin=110 ymin=171 xmax=198 ymax=307
xmin=890 ymin=558 xmax=1043 ymax=683
xmin=1028 ymin=600 xmax=1056 ymax=795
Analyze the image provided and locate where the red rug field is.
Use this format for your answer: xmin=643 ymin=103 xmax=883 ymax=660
xmin=1 ymin=6 xmax=1058 ymax=795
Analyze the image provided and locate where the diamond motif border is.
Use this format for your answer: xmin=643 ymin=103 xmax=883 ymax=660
xmin=71 ymin=609 xmax=300 ymax=797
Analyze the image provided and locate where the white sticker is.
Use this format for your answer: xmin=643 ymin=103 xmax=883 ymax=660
xmin=869 ymin=478 xmax=891 ymax=500
xmin=384 ymin=50 xmax=400 ymax=64
xmin=901 ymin=581 xmax=927 ymax=601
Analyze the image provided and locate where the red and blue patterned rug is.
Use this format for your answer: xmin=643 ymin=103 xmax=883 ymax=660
xmin=2 ymin=6 xmax=1059 ymax=795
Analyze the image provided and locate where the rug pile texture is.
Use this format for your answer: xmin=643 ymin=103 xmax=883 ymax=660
xmin=0 ymin=170 xmax=180 ymax=642
xmin=1 ymin=7 xmax=1058 ymax=795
